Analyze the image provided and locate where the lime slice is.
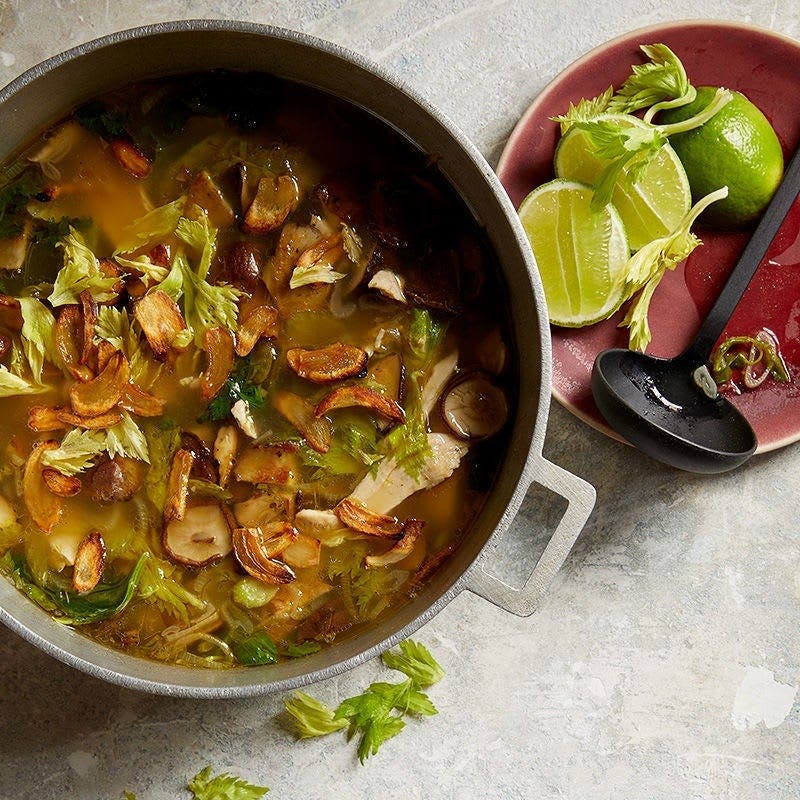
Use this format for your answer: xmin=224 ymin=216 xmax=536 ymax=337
xmin=554 ymin=113 xmax=691 ymax=251
xmin=518 ymin=179 xmax=630 ymax=327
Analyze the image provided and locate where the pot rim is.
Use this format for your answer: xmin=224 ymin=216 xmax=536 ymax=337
xmin=0 ymin=18 xmax=553 ymax=697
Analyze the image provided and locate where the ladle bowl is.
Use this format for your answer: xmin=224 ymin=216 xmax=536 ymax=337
xmin=592 ymin=142 xmax=800 ymax=473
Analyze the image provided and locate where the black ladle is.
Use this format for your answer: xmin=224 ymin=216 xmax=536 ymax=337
xmin=592 ymin=143 xmax=800 ymax=474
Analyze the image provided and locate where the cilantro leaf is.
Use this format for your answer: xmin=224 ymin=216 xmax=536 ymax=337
xmin=202 ymin=357 xmax=265 ymax=422
xmin=74 ymin=100 xmax=129 ymax=140
xmin=0 ymin=167 xmax=44 ymax=240
xmin=285 ymin=641 xmax=322 ymax=658
xmin=187 ymin=766 xmax=268 ymax=800
xmin=231 ymin=631 xmax=279 ymax=666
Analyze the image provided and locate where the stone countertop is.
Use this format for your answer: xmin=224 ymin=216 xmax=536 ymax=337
xmin=1 ymin=2 xmax=798 ymax=798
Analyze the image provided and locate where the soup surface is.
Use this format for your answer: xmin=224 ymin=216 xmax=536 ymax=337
xmin=0 ymin=73 xmax=513 ymax=668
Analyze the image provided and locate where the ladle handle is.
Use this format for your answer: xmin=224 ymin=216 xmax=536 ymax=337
xmin=685 ymin=143 xmax=800 ymax=363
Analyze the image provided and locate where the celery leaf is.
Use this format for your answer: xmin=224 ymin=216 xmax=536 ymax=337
xmin=137 ymin=554 xmax=204 ymax=623
xmin=105 ymin=411 xmax=150 ymax=463
xmin=607 ymin=43 xmax=696 ymax=121
xmin=40 ymin=428 xmax=106 ymax=475
xmin=382 ymin=639 xmax=445 ymax=687
xmin=49 ymin=227 xmax=119 ymax=306
xmin=187 ymin=766 xmax=268 ymax=800
xmin=113 ymin=197 xmax=185 ymax=255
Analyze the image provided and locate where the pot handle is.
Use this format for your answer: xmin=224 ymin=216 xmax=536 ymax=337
xmin=465 ymin=456 xmax=595 ymax=617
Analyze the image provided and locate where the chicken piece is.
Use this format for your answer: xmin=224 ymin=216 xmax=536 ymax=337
xmin=350 ymin=432 xmax=468 ymax=515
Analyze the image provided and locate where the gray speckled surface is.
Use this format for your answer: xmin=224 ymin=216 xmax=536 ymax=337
xmin=1 ymin=2 xmax=799 ymax=798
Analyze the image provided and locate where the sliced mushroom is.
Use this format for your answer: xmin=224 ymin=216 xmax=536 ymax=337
xmin=334 ymin=497 xmax=403 ymax=538
xmin=286 ymin=343 xmax=368 ymax=384
xmin=213 ymin=425 xmax=239 ymax=487
xmin=236 ymin=521 xmax=298 ymax=558
xmin=0 ymin=332 xmax=10 ymax=363
xmin=365 ymin=353 xmax=403 ymax=403
xmin=133 ymin=290 xmax=188 ymax=360
xmin=78 ymin=290 xmax=98 ymax=366
xmin=235 ymin=305 xmax=279 ymax=357
xmin=0 ymin=219 xmax=32 ymax=272
xmin=187 ymin=169 xmax=234 ymax=228
xmin=283 ymin=534 xmax=321 ymax=568
xmin=294 ymin=509 xmax=353 ymax=546
xmin=180 ymin=431 xmax=218 ymax=483
xmin=23 ymin=441 xmax=63 ymax=532
xmin=72 ymin=531 xmax=106 ymax=593
xmin=233 ymin=442 xmax=301 ymax=486
xmin=222 ymin=241 xmax=264 ymax=294
xmin=316 ymin=173 xmax=368 ymax=225
xmin=200 ymin=326 xmax=235 ymax=400
xmin=474 ymin=328 xmax=508 ymax=375
xmin=295 ymin=232 xmax=346 ymax=274
xmin=232 ymin=523 xmax=297 ymax=584
xmin=242 ymin=174 xmax=300 ymax=234
xmin=87 ymin=455 xmax=144 ymax=504
xmin=441 ymin=372 xmax=509 ymax=440
xmin=28 ymin=406 xmax=66 ymax=432
xmin=111 ymin=139 xmax=152 ymax=178
xmin=163 ymin=503 xmax=234 ymax=568
xmin=365 ymin=518 xmax=424 ymax=567
xmin=41 ymin=467 xmax=82 ymax=498
xmin=56 ymin=407 xmax=124 ymax=430
xmin=274 ymin=390 xmax=332 ymax=454
xmin=163 ymin=449 xmax=195 ymax=522
xmin=368 ymin=269 xmax=407 ymax=303
xmin=234 ymin=489 xmax=296 ymax=528
xmin=315 ymin=385 xmax=405 ymax=424
xmin=69 ymin=351 xmax=129 ymax=417
xmin=121 ymin=383 xmax=166 ymax=417
xmin=230 ymin=399 xmax=257 ymax=439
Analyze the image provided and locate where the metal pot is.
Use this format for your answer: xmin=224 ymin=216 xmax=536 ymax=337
xmin=0 ymin=20 xmax=595 ymax=697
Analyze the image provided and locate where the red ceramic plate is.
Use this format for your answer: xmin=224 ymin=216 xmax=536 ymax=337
xmin=497 ymin=20 xmax=800 ymax=452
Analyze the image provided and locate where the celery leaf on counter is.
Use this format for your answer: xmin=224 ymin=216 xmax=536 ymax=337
xmin=188 ymin=766 xmax=269 ymax=800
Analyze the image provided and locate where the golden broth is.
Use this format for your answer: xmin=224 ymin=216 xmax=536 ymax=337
xmin=0 ymin=73 xmax=513 ymax=668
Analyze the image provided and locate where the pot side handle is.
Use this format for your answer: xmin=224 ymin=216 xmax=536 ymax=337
xmin=465 ymin=457 xmax=595 ymax=617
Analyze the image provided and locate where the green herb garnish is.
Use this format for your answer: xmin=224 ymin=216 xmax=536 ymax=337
xmin=203 ymin=356 xmax=265 ymax=422
xmin=284 ymin=638 xmax=443 ymax=763
xmin=0 ymin=551 xmax=147 ymax=625
xmin=188 ymin=766 xmax=269 ymax=800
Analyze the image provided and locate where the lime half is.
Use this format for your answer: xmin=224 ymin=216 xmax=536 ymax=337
xmin=518 ymin=179 xmax=630 ymax=327
xmin=554 ymin=113 xmax=691 ymax=251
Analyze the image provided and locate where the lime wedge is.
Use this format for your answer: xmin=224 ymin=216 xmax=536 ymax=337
xmin=554 ymin=113 xmax=691 ymax=251
xmin=518 ymin=180 xmax=630 ymax=327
